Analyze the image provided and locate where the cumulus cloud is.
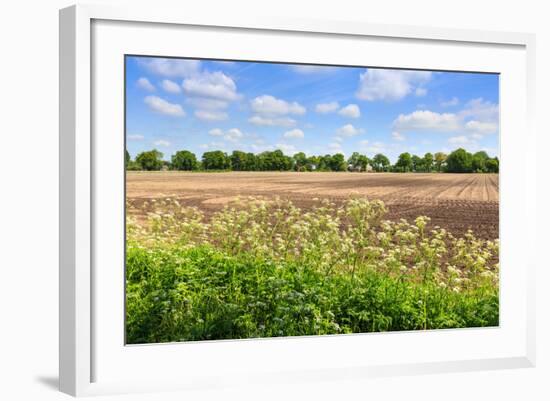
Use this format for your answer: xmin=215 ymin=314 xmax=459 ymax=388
xmin=392 ymin=98 xmax=499 ymax=136
xmin=208 ymin=128 xmax=224 ymax=137
xmin=291 ymin=65 xmax=337 ymax=74
xmin=459 ymin=98 xmax=499 ymax=122
xmin=359 ymin=140 xmax=387 ymax=154
xmin=391 ymin=131 xmax=406 ymax=141
xmin=338 ymin=104 xmax=361 ymax=118
xmin=465 ymin=120 xmax=498 ymax=135
xmin=194 ymin=110 xmax=228 ymax=121
xmin=276 ymin=143 xmax=298 ymax=154
xmin=250 ymin=95 xmax=306 ymax=116
xmin=448 ymin=135 xmax=472 ymax=145
xmin=161 ymin=79 xmax=181 ymax=94
xmin=224 ymin=128 xmax=244 ymax=142
xmin=441 ymin=97 xmax=459 ymax=107
xmin=356 ymin=69 xmax=432 ymax=101
xmin=415 ymin=88 xmax=427 ymax=97
xmin=315 ymin=102 xmax=340 ymax=114
xmin=248 ymin=115 xmax=296 ymax=127
xmin=139 ymin=58 xmax=201 ymax=78
xmin=393 ymin=110 xmax=461 ymax=132
xmin=328 ymin=142 xmax=343 ymax=152
xmin=283 ymin=129 xmax=304 ymax=139
xmin=153 ymin=139 xmax=171 ymax=147
xmin=144 ymin=95 xmax=185 ymax=117
xmin=336 ymin=124 xmax=363 ymax=137
xmin=183 ymin=71 xmax=240 ymax=101
xmin=136 ymin=77 xmax=155 ymax=92
xmin=127 ymin=134 xmax=144 ymax=141
xmin=186 ymin=97 xmax=228 ymax=110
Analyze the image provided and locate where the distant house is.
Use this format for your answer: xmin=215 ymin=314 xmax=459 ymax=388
xmin=348 ymin=163 xmax=374 ymax=172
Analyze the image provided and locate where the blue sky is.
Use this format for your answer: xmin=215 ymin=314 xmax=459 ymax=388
xmin=126 ymin=56 xmax=499 ymax=163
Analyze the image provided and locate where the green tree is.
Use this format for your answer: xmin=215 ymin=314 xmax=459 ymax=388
xmin=372 ymin=153 xmax=390 ymax=172
xmin=411 ymin=155 xmax=423 ymax=172
xmin=135 ymin=149 xmax=164 ymax=171
xmin=202 ymin=151 xmax=230 ymax=170
xmin=446 ymin=148 xmax=473 ymax=173
xmin=472 ymin=151 xmax=490 ymax=172
xmin=423 ymin=152 xmax=434 ymax=172
xmin=485 ymin=157 xmax=499 ymax=173
xmin=395 ymin=152 xmax=413 ymax=172
xmin=230 ymin=150 xmax=248 ymax=171
xmin=347 ymin=152 xmax=370 ymax=172
xmin=125 ymin=149 xmax=131 ymax=168
xmin=329 ymin=153 xmax=347 ymax=171
xmin=293 ymin=152 xmax=308 ymax=172
xmin=434 ymin=152 xmax=447 ymax=172
xmin=171 ymin=150 xmax=198 ymax=171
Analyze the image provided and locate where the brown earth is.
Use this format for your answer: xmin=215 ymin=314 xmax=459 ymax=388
xmin=126 ymin=171 xmax=499 ymax=240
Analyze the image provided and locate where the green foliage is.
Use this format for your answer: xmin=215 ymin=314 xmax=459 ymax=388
xmin=125 ymin=149 xmax=131 ymax=168
xmin=372 ymin=154 xmax=390 ymax=172
xmin=135 ymin=149 xmax=164 ymax=171
xmin=171 ymin=150 xmax=198 ymax=171
xmin=395 ymin=152 xmax=413 ymax=172
xmin=348 ymin=152 xmax=370 ymax=172
xmin=434 ymin=152 xmax=447 ymax=172
xmin=202 ymin=150 xmax=230 ymax=170
xmin=485 ymin=158 xmax=499 ymax=173
xmin=126 ymin=197 xmax=499 ymax=343
xmin=127 ymin=148 xmax=497 ymax=174
xmin=446 ymin=148 xmax=473 ymax=173
xmin=423 ymin=152 xmax=434 ymax=172
xmin=329 ymin=153 xmax=347 ymax=171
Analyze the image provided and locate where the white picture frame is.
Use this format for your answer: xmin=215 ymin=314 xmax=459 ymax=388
xmin=59 ymin=4 xmax=536 ymax=397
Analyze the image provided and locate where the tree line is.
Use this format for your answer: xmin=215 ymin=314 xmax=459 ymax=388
xmin=126 ymin=148 xmax=499 ymax=173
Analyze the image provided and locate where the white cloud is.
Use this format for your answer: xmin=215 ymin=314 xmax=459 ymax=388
xmin=465 ymin=120 xmax=498 ymax=135
xmin=136 ymin=77 xmax=155 ymax=92
xmin=448 ymin=136 xmax=473 ymax=145
xmin=460 ymin=98 xmax=499 ymax=122
xmin=315 ymin=102 xmax=340 ymax=114
xmin=153 ymin=139 xmax=171 ymax=147
xmin=139 ymin=58 xmax=201 ymax=78
xmin=276 ymin=143 xmax=298 ymax=155
xmin=335 ymin=124 xmax=363 ymax=137
xmin=328 ymin=142 xmax=343 ymax=152
xmin=291 ymin=65 xmax=337 ymax=74
xmin=144 ymin=95 xmax=185 ymax=117
xmin=415 ymin=88 xmax=427 ymax=97
xmin=208 ymin=128 xmax=224 ymax=137
xmin=127 ymin=134 xmax=144 ymax=141
xmin=359 ymin=140 xmax=387 ymax=154
xmin=250 ymin=95 xmax=306 ymax=116
xmin=441 ymin=97 xmax=459 ymax=107
xmin=224 ymin=128 xmax=244 ymax=142
xmin=356 ymin=69 xmax=432 ymax=101
xmin=391 ymin=131 xmax=406 ymax=141
xmin=248 ymin=115 xmax=296 ymax=127
xmin=161 ymin=79 xmax=181 ymax=94
xmin=183 ymin=71 xmax=240 ymax=101
xmin=194 ymin=110 xmax=228 ymax=121
xmin=283 ymin=129 xmax=305 ymax=139
xmin=186 ymin=97 xmax=228 ymax=110
xmin=338 ymin=104 xmax=361 ymax=118
xmin=393 ymin=110 xmax=461 ymax=132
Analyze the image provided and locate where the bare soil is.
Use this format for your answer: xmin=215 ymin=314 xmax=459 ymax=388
xmin=126 ymin=172 xmax=499 ymax=240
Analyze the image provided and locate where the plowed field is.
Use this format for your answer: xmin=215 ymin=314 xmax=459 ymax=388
xmin=127 ymin=172 xmax=499 ymax=240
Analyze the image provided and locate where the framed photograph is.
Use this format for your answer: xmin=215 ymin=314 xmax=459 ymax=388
xmin=59 ymin=4 xmax=536 ymax=396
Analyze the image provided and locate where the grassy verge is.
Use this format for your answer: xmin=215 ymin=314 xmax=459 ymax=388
xmin=126 ymin=196 xmax=499 ymax=344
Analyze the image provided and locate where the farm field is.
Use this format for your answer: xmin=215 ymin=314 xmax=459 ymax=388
xmin=126 ymin=171 xmax=499 ymax=240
